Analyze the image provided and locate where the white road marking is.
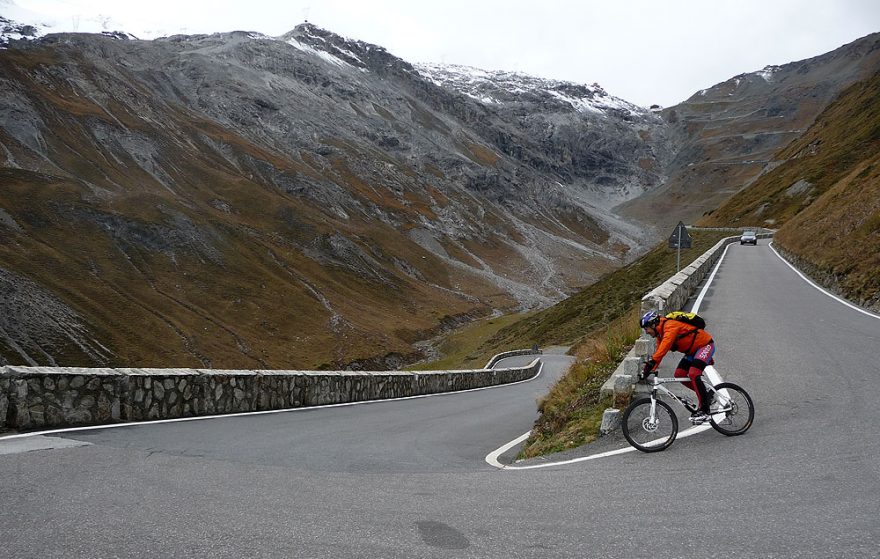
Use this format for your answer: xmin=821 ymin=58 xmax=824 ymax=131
xmin=485 ymin=431 xmax=530 ymax=468
xmin=486 ymin=425 xmax=713 ymax=470
xmin=691 ymin=240 xmax=733 ymax=314
xmin=770 ymin=242 xmax=880 ymax=320
xmin=0 ymin=435 xmax=91 ymax=455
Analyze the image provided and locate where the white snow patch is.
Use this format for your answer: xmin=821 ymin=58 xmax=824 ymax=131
xmin=756 ymin=65 xmax=780 ymax=82
xmin=547 ymin=89 xmax=603 ymax=114
xmin=287 ymin=37 xmax=352 ymax=68
xmin=292 ymin=25 xmax=367 ymax=68
xmin=415 ymin=63 xmax=646 ymax=115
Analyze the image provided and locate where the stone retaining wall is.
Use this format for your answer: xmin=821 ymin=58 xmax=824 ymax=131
xmin=0 ymin=355 xmax=541 ymax=432
xmin=484 ymin=348 xmax=542 ymax=369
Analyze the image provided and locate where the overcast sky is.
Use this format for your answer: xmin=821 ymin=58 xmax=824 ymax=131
xmin=7 ymin=0 xmax=880 ymax=107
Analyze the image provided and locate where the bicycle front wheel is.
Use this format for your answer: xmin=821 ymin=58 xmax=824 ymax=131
xmin=622 ymin=398 xmax=678 ymax=452
xmin=709 ymin=382 xmax=754 ymax=436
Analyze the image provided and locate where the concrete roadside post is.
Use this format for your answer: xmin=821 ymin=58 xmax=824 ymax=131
xmin=598 ymin=298 xmax=658 ymax=435
xmin=637 ymin=294 xmax=662 ymax=374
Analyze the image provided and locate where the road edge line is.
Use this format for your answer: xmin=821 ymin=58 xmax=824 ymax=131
xmin=769 ymin=242 xmax=880 ymax=320
xmin=691 ymin=240 xmax=733 ymax=314
xmin=485 ymin=424 xmax=713 ymax=470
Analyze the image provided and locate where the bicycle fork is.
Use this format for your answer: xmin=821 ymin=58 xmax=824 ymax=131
xmin=645 ymin=391 xmax=663 ymax=429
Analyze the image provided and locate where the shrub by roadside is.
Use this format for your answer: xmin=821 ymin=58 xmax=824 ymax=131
xmin=519 ymin=306 xmax=640 ymax=458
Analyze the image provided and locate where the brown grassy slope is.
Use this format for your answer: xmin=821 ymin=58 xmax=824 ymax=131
xmin=0 ymin=169 xmax=420 ymax=368
xmin=619 ymin=32 xmax=880 ymax=231
xmin=519 ymin=306 xmax=641 ymax=458
xmin=0 ymin=46 xmax=530 ymax=369
xmin=702 ymin=72 xmax=880 ymax=310
xmin=0 ymin=41 xmax=629 ymax=369
xmin=0 ymin=124 xmax=502 ymax=369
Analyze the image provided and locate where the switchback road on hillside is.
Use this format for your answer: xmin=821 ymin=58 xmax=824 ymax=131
xmin=1 ymin=241 xmax=878 ymax=558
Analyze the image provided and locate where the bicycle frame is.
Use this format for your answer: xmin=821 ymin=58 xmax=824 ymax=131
xmin=645 ymin=374 xmax=735 ymax=418
xmin=623 ymin=366 xmax=754 ymax=451
xmin=646 ymin=376 xmax=697 ymax=412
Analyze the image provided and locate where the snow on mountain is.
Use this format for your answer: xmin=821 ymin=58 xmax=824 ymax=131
xmin=757 ymin=65 xmax=781 ymax=82
xmin=417 ymin=63 xmax=647 ymax=114
xmin=287 ymin=35 xmax=359 ymax=69
xmin=2 ymin=0 xmax=641 ymax=117
xmin=694 ymin=64 xmax=784 ymax=97
xmin=283 ymin=24 xmax=373 ymax=71
xmin=0 ymin=0 xmax=188 ymax=46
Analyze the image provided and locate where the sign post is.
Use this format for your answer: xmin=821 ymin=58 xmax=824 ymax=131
xmin=668 ymin=221 xmax=692 ymax=273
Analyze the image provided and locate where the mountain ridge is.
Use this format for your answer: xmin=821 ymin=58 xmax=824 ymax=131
xmin=617 ymin=31 xmax=880 ymax=231
xmin=0 ymin=21 xmax=663 ymax=369
xmin=1 ymin=13 xmax=877 ymax=368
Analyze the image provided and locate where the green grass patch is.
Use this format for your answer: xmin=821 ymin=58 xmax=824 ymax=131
xmin=407 ymin=310 xmax=537 ymax=371
xmin=416 ymin=231 xmax=733 ymax=458
xmin=470 ymin=230 xmax=732 ymax=357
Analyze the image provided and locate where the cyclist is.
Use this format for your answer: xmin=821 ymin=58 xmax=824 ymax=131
xmin=639 ymin=310 xmax=715 ymax=423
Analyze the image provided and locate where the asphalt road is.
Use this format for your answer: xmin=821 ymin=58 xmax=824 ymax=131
xmin=1 ymin=241 xmax=878 ymax=558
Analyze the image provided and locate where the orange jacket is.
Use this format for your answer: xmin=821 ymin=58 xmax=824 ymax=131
xmin=650 ymin=317 xmax=714 ymax=365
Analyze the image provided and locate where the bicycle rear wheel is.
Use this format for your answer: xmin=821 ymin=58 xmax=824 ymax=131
xmin=709 ymin=382 xmax=754 ymax=436
xmin=622 ymin=398 xmax=678 ymax=452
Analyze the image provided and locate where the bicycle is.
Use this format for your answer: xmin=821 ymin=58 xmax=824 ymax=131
xmin=621 ymin=365 xmax=754 ymax=452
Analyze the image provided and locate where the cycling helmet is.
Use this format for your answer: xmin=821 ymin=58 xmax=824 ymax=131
xmin=639 ymin=310 xmax=660 ymax=328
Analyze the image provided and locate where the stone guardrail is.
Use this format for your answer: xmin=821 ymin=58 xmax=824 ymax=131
xmin=688 ymin=226 xmax=773 ymax=233
xmin=0 ymin=350 xmax=541 ymax=432
xmin=484 ymin=347 xmax=542 ymax=369
xmin=598 ymin=231 xmax=774 ymax=433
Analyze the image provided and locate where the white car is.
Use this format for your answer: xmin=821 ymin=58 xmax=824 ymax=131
xmin=740 ymin=231 xmax=758 ymax=245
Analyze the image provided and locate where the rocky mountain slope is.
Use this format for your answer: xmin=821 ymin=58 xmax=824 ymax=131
xmin=0 ymin=22 xmax=667 ymax=368
xmin=702 ymin=70 xmax=880 ymax=311
xmin=618 ymin=32 xmax=880 ymax=231
xmin=1 ymin=13 xmax=877 ymax=369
